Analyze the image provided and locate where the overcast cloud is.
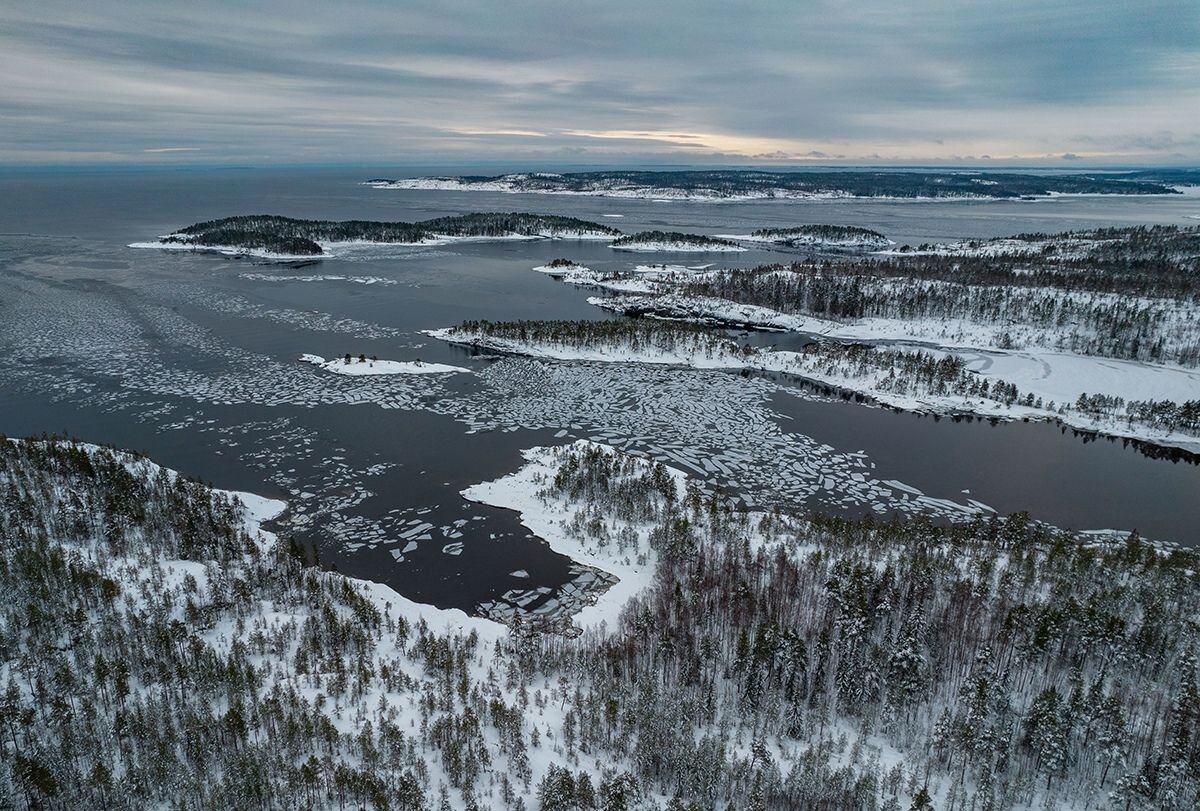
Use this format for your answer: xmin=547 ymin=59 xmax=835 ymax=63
xmin=2 ymin=0 xmax=1198 ymax=166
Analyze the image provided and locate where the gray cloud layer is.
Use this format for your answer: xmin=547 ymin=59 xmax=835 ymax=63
xmin=2 ymin=0 xmax=1198 ymax=165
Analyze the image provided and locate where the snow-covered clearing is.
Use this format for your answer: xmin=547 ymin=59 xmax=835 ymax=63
xmin=767 ymin=347 xmax=1200 ymax=453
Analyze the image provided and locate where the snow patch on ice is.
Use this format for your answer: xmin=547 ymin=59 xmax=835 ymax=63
xmin=299 ymin=353 xmax=469 ymax=376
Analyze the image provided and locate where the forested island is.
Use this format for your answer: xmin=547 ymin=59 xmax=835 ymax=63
xmin=754 ymin=224 xmax=888 ymax=243
xmin=364 ymin=170 xmax=1182 ymax=200
xmin=131 ymin=213 xmax=622 ymax=258
xmin=4 ymin=435 xmax=1198 ymax=810
xmin=720 ymin=225 xmax=894 ymax=251
xmin=611 ymin=231 xmax=746 ymax=252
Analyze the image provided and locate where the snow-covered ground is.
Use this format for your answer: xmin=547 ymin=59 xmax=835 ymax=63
xmin=532 ymin=262 xmax=590 ymax=278
xmin=44 ymin=440 xmax=499 ymax=639
xmin=300 ymin=353 xmax=469 ymax=376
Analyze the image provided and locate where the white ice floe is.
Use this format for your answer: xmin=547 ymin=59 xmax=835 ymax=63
xmin=299 ymin=353 xmax=469 ymax=376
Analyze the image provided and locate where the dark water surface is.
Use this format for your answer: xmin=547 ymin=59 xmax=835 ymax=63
xmin=2 ymin=167 xmax=1197 ymax=616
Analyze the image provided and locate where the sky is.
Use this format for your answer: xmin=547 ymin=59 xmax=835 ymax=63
xmin=2 ymin=0 xmax=1199 ymax=167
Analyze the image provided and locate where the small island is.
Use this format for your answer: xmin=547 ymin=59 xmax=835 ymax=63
xmin=299 ymin=353 xmax=469 ymax=375
xmin=728 ymin=224 xmax=893 ymax=250
xmin=610 ymin=230 xmax=746 ymax=252
xmin=131 ymin=213 xmax=623 ymax=259
xmin=531 ymin=257 xmax=583 ymax=275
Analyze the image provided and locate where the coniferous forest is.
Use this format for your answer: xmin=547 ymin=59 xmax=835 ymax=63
xmin=4 ymin=437 xmax=1198 ymax=810
xmin=611 ymin=232 xmax=742 ymax=250
xmin=644 ymin=226 xmax=1200 ymax=367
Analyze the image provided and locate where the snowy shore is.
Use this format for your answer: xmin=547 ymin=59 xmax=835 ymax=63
xmin=532 ymin=263 xmax=662 ymax=294
xmin=427 ymin=327 xmax=1200 ymax=454
xmin=129 ymin=229 xmax=616 ymax=259
xmin=462 ymin=441 xmax=686 ymax=632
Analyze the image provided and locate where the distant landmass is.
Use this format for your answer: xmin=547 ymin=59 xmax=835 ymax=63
xmin=364 ymin=169 xmax=1185 ymax=200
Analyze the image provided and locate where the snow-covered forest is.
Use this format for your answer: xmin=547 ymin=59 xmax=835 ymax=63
xmin=150 ymin=213 xmax=623 ymax=256
xmin=3 ymin=437 xmax=1198 ymax=810
xmin=737 ymin=225 xmax=892 ymax=250
xmin=611 ymin=232 xmax=745 ymax=252
xmin=669 ymin=227 xmax=1200 ymax=366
